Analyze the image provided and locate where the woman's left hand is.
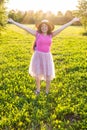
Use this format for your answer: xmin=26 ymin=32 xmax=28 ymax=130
xmin=72 ymin=17 xmax=80 ymax=22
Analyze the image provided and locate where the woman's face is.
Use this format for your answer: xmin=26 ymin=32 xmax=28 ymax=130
xmin=40 ymin=23 xmax=49 ymax=33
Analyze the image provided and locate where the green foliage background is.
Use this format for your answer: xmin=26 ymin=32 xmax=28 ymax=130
xmin=0 ymin=24 xmax=87 ymax=130
xmin=77 ymin=0 xmax=87 ymax=32
xmin=0 ymin=0 xmax=8 ymax=27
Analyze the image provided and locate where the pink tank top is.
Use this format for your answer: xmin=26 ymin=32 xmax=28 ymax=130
xmin=35 ymin=32 xmax=52 ymax=53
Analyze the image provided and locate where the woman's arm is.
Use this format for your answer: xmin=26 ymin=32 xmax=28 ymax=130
xmin=52 ymin=17 xmax=80 ymax=37
xmin=8 ymin=18 xmax=36 ymax=36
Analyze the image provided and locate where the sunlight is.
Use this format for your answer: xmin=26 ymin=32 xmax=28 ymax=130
xmin=7 ymin=0 xmax=78 ymax=14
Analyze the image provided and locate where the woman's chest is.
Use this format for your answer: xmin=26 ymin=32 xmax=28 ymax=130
xmin=37 ymin=35 xmax=52 ymax=45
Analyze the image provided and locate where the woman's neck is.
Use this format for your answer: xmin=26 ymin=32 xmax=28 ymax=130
xmin=42 ymin=32 xmax=47 ymax=35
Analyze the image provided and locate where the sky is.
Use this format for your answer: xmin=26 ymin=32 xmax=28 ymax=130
xmin=7 ymin=0 xmax=78 ymax=14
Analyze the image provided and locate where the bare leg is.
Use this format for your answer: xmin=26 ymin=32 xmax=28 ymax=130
xmin=35 ymin=76 xmax=40 ymax=92
xmin=46 ymin=76 xmax=51 ymax=94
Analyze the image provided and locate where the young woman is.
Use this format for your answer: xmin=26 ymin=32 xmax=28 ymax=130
xmin=8 ymin=17 xmax=80 ymax=94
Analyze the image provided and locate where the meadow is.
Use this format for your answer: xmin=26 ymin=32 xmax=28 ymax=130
xmin=0 ymin=24 xmax=87 ymax=130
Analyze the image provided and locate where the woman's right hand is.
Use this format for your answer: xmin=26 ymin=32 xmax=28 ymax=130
xmin=8 ymin=18 xmax=14 ymax=23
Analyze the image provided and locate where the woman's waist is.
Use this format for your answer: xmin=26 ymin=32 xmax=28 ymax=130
xmin=35 ymin=50 xmax=51 ymax=54
xmin=36 ymin=46 xmax=51 ymax=53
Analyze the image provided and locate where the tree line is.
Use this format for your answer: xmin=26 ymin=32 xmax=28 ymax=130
xmin=8 ymin=10 xmax=80 ymax=26
xmin=0 ymin=0 xmax=87 ymax=33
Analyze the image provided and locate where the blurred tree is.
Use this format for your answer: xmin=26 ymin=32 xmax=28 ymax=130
xmin=65 ymin=10 xmax=73 ymax=20
xmin=34 ymin=10 xmax=45 ymax=23
xmin=0 ymin=0 xmax=8 ymax=27
xmin=22 ymin=10 xmax=35 ymax=24
xmin=64 ymin=10 xmax=76 ymax=25
xmin=57 ymin=11 xmax=63 ymax=17
xmin=8 ymin=10 xmax=25 ymax=22
xmin=45 ymin=11 xmax=55 ymax=24
xmin=77 ymin=0 xmax=87 ymax=32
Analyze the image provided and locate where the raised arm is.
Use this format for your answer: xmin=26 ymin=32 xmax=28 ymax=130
xmin=52 ymin=17 xmax=80 ymax=37
xmin=8 ymin=18 xmax=36 ymax=36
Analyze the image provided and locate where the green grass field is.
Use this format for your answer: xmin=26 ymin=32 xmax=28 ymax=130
xmin=0 ymin=24 xmax=87 ymax=130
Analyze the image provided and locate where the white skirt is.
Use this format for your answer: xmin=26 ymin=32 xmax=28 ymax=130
xmin=29 ymin=51 xmax=55 ymax=80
